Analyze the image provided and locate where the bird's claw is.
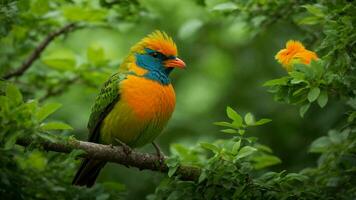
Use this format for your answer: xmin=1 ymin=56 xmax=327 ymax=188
xmin=122 ymin=145 xmax=132 ymax=156
xmin=152 ymin=142 xmax=166 ymax=169
xmin=114 ymin=138 xmax=132 ymax=156
xmin=157 ymin=153 xmax=165 ymax=168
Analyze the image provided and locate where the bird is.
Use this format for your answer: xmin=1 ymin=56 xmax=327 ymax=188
xmin=72 ymin=31 xmax=185 ymax=187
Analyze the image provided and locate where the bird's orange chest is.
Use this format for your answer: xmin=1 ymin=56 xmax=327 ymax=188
xmin=120 ymin=75 xmax=176 ymax=121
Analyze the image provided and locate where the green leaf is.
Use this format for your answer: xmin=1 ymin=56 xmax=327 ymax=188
xmin=211 ymin=2 xmax=238 ymax=12
xmin=299 ymin=103 xmax=310 ymax=117
xmin=254 ymin=118 xmax=272 ymax=126
xmin=226 ymin=107 xmax=243 ymax=127
xmin=178 ymin=19 xmax=203 ymax=39
xmin=285 ymin=173 xmax=309 ymax=182
xmin=289 ymin=71 xmax=306 ymax=84
xmin=6 ymin=84 xmax=23 ymax=105
xmin=348 ymin=112 xmax=356 ymax=123
xmin=302 ymin=4 xmax=325 ymax=17
xmin=317 ymin=90 xmax=328 ymax=108
xmin=236 ymin=146 xmax=257 ymax=160
xmin=170 ymin=144 xmax=191 ymax=159
xmin=213 ymin=121 xmax=237 ymax=129
xmin=255 ymin=144 xmax=273 ymax=153
xmin=220 ymin=129 xmax=238 ymax=134
xmin=307 ymin=87 xmax=320 ymax=102
xmin=340 ymin=129 xmax=350 ymax=141
xmin=41 ymin=49 xmax=76 ymax=71
xmin=36 ymin=102 xmax=62 ymax=122
xmin=252 ymin=154 xmax=281 ymax=169
xmin=293 ymin=87 xmax=308 ymax=96
xmin=40 ymin=122 xmax=73 ymax=131
xmin=244 ymin=113 xmax=255 ymax=125
xmin=252 ymin=16 xmax=267 ymax=27
xmin=328 ymin=130 xmax=342 ymax=144
xmin=263 ymin=77 xmax=289 ymax=86
xmin=165 ymin=156 xmax=180 ymax=177
xmin=246 ymin=137 xmax=258 ymax=143
xmin=309 ymin=136 xmax=332 ymax=153
xmin=238 ymin=129 xmax=245 ymax=135
xmin=297 ymin=16 xmax=321 ymax=25
xmin=37 ymin=132 xmax=58 ymax=143
xmin=198 ymin=170 xmax=207 ymax=183
xmin=232 ymin=140 xmax=241 ymax=155
xmin=25 ymin=100 xmax=38 ymax=113
xmin=311 ymin=60 xmax=324 ymax=78
xmin=200 ymin=142 xmax=220 ymax=153
xmin=4 ymin=132 xmax=20 ymax=150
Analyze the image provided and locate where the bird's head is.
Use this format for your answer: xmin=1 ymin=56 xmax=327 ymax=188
xmin=122 ymin=31 xmax=185 ymax=83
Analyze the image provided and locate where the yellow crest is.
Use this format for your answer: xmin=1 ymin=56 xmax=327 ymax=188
xmin=131 ymin=30 xmax=178 ymax=56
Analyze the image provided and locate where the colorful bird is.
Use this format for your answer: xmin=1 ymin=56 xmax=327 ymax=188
xmin=72 ymin=31 xmax=185 ymax=187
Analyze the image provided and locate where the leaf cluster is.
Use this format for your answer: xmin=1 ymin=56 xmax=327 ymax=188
xmin=0 ymin=83 xmax=125 ymax=199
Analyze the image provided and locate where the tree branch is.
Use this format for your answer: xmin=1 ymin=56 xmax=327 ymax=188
xmin=3 ymin=23 xmax=77 ymax=80
xmin=16 ymin=138 xmax=201 ymax=182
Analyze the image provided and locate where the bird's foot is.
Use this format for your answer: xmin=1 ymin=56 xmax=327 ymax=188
xmin=152 ymin=142 xmax=165 ymax=169
xmin=114 ymin=138 xmax=132 ymax=156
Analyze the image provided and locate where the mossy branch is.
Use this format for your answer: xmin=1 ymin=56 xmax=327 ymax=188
xmin=16 ymin=138 xmax=201 ymax=182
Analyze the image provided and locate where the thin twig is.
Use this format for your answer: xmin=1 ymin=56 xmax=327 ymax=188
xmin=16 ymin=138 xmax=201 ymax=181
xmin=3 ymin=23 xmax=77 ymax=80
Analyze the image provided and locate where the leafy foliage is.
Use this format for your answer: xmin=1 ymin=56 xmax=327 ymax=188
xmin=0 ymin=82 xmax=125 ymax=199
xmin=264 ymin=60 xmax=334 ymax=117
xmin=151 ymin=108 xmax=355 ymax=199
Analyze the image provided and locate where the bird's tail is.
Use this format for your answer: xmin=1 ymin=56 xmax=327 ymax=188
xmin=72 ymin=158 xmax=106 ymax=187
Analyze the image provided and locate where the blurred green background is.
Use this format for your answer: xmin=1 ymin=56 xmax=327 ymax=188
xmin=14 ymin=0 xmax=344 ymax=199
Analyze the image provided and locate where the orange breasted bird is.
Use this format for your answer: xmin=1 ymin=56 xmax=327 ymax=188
xmin=72 ymin=31 xmax=185 ymax=187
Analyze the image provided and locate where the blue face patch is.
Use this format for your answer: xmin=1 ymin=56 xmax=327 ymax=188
xmin=135 ymin=48 xmax=174 ymax=85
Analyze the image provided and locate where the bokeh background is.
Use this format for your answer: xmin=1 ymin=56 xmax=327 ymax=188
xmin=3 ymin=0 xmax=345 ymax=199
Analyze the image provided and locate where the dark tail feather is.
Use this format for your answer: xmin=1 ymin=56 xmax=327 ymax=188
xmin=72 ymin=159 xmax=106 ymax=187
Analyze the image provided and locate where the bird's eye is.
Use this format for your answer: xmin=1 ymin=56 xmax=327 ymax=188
xmin=151 ymin=52 xmax=158 ymax=58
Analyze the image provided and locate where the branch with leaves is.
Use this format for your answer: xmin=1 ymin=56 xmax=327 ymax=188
xmin=3 ymin=23 xmax=77 ymax=80
xmin=16 ymin=138 xmax=201 ymax=182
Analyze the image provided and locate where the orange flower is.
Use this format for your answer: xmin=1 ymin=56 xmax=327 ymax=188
xmin=275 ymin=40 xmax=318 ymax=71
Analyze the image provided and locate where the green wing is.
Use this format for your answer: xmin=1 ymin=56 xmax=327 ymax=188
xmin=87 ymin=72 xmax=127 ymax=142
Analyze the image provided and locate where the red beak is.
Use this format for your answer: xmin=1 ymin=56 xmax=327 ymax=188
xmin=164 ymin=57 xmax=186 ymax=69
